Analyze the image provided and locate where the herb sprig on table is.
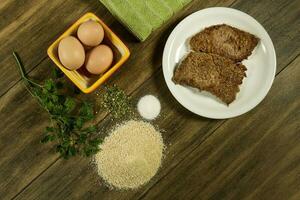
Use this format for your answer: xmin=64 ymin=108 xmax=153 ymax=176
xmin=13 ymin=52 xmax=101 ymax=159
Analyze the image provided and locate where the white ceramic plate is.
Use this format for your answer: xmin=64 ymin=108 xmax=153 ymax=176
xmin=162 ymin=7 xmax=276 ymax=119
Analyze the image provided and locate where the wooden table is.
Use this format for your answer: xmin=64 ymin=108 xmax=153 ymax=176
xmin=0 ymin=0 xmax=299 ymax=199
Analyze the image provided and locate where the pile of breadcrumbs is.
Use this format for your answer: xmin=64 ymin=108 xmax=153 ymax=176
xmin=95 ymin=120 xmax=164 ymax=189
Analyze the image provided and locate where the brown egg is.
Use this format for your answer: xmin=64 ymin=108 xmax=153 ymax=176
xmin=58 ymin=36 xmax=85 ymax=70
xmin=85 ymin=45 xmax=113 ymax=75
xmin=77 ymin=20 xmax=104 ymax=47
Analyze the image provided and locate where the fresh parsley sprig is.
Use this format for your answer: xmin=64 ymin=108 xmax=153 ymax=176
xmin=13 ymin=52 xmax=102 ymax=159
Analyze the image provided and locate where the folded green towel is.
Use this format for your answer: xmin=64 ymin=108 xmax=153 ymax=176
xmin=99 ymin=0 xmax=192 ymax=41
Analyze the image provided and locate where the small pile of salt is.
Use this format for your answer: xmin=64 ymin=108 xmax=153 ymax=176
xmin=137 ymin=95 xmax=161 ymax=120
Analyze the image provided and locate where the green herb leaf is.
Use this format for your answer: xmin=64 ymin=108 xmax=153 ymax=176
xmin=75 ymin=117 xmax=84 ymax=129
xmin=45 ymin=126 xmax=55 ymax=132
xmin=13 ymin=52 xmax=102 ymax=159
xmin=83 ymin=144 xmax=100 ymax=157
xmin=64 ymin=97 xmax=76 ymax=113
xmin=80 ymin=102 xmax=94 ymax=120
xmin=77 ymin=133 xmax=87 ymax=144
xmin=52 ymin=68 xmax=64 ymax=78
xmin=41 ymin=134 xmax=56 ymax=143
xmin=67 ymin=146 xmax=77 ymax=157
xmin=82 ymin=125 xmax=97 ymax=134
xmin=89 ymin=138 xmax=102 ymax=146
xmin=56 ymin=145 xmax=65 ymax=156
xmin=44 ymin=79 xmax=55 ymax=92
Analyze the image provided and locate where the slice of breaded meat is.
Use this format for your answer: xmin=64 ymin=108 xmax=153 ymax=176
xmin=190 ymin=24 xmax=259 ymax=62
xmin=172 ymin=52 xmax=247 ymax=104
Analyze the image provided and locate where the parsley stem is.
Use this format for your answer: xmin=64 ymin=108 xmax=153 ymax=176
xmin=13 ymin=52 xmax=43 ymax=88
xmin=13 ymin=52 xmax=53 ymax=117
xmin=13 ymin=52 xmax=100 ymax=158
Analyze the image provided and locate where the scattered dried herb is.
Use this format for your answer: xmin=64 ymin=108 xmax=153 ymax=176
xmin=99 ymin=85 xmax=134 ymax=119
xmin=13 ymin=52 xmax=102 ymax=159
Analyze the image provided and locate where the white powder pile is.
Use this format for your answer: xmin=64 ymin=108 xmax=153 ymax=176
xmin=137 ymin=95 xmax=161 ymax=120
xmin=95 ymin=120 xmax=164 ymax=189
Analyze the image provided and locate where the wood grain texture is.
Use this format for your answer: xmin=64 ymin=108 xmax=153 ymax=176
xmin=0 ymin=0 xmax=235 ymax=199
xmin=13 ymin=0 xmax=300 ymax=196
xmin=140 ymin=55 xmax=300 ymax=200
xmin=0 ymin=0 xmax=299 ymax=199
xmin=232 ymin=0 xmax=300 ymax=72
xmin=0 ymin=62 xmax=59 ymax=200
xmin=0 ymin=0 xmax=110 ymax=96
xmin=14 ymin=65 xmax=225 ymax=200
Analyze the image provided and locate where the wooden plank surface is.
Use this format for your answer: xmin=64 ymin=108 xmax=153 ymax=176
xmin=0 ymin=65 xmax=58 ymax=200
xmin=140 ymin=55 xmax=300 ymax=200
xmin=0 ymin=0 xmax=234 ymax=199
xmin=13 ymin=65 xmax=225 ymax=200
xmin=0 ymin=0 xmax=107 ymax=96
xmin=12 ymin=0 xmax=300 ymax=198
xmin=232 ymin=0 xmax=300 ymax=71
xmin=0 ymin=0 xmax=299 ymax=199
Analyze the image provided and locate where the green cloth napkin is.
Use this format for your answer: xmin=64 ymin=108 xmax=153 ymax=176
xmin=99 ymin=0 xmax=192 ymax=41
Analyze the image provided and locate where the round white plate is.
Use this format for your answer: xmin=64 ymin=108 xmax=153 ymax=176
xmin=162 ymin=7 xmax=276 ymax=119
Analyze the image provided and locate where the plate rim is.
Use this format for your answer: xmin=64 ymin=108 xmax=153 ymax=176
xmin=162 ymin=7 xmax=277 ymax=119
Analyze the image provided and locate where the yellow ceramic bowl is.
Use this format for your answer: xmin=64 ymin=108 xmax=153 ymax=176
xmin=47 ymin=12 xmax=130 ymax=93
